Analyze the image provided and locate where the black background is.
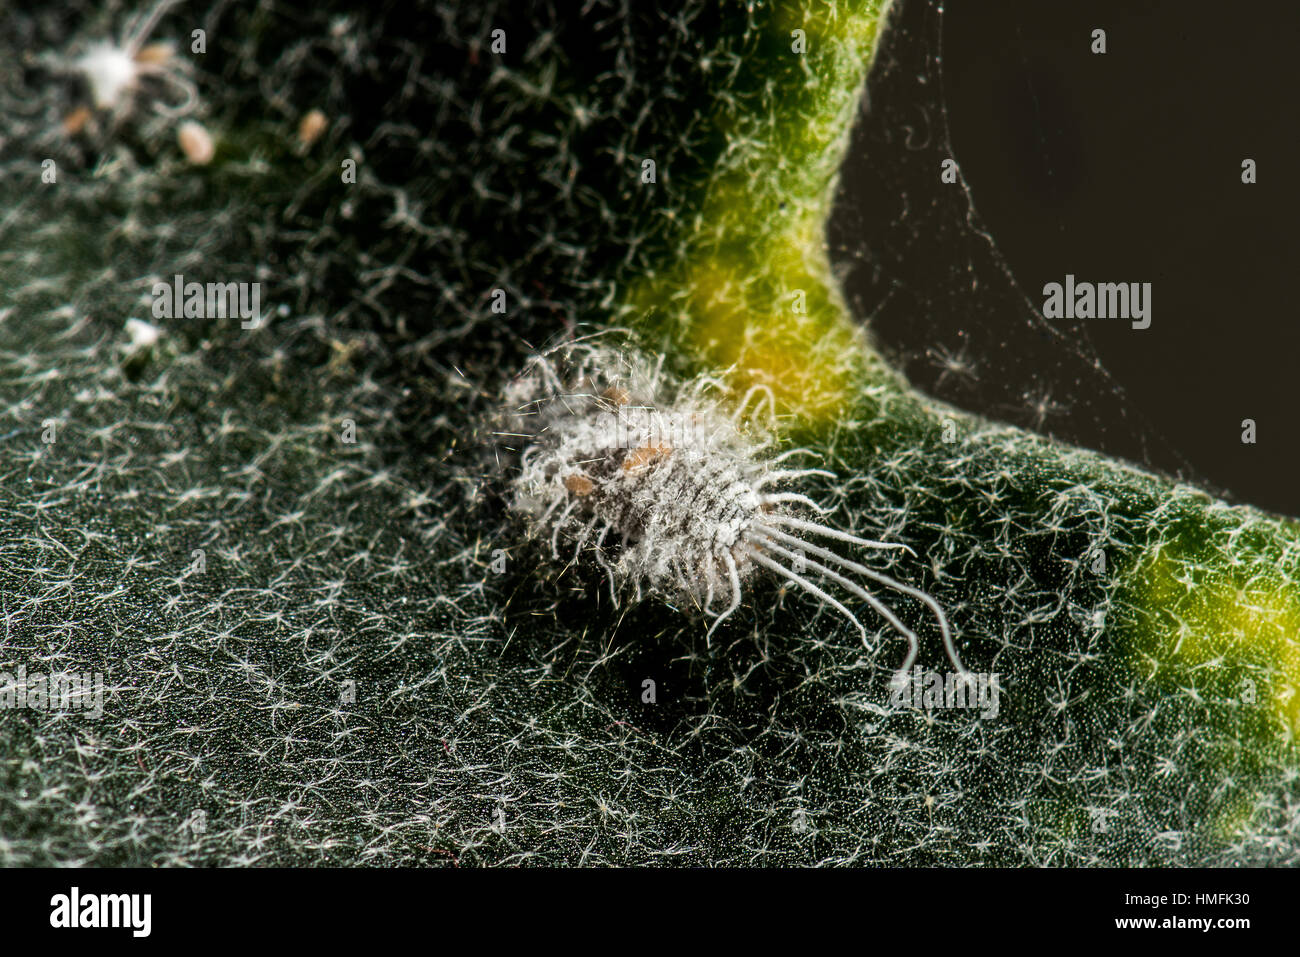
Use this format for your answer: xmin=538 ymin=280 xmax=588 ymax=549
xmin=832 ymin=0 xmax=1300 ymax=516
xmin=2 ymin=865 xmax=1280 ymax=942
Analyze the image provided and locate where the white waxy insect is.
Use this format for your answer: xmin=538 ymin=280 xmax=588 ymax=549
xmin=66 ymin=0 xmax=197 ymax=120
xmin=496 ymin=336 xmax=970 ymax=681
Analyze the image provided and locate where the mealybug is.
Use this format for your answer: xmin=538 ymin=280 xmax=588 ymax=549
xmin=494 ymin=336 xmax=969 ymax=681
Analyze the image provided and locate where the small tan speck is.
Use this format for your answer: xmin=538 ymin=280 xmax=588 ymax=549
xmin=63 ymin=106 xmax=92 ymax=136
xmin=177 ymin=120 xmax=215 ymax=165
xmin=622 ymin=443 xmax=671 ymax=473
xmin=564 ymin=473 xmax=595 ymax=496
xmin=133 ymin=42 xmax=175 ymax=66
xmin=298 ymin=109 xmax=328 ymax=149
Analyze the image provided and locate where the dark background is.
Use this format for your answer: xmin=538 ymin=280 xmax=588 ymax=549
xmin=831 ymin=0 xmax=1300 ymax=516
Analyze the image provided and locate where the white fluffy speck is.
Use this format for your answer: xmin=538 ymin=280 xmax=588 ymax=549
xmin=77 ymin=43 xmax=138 ymax=110
xmin=125 ymin=317 xmax=162 ymax=349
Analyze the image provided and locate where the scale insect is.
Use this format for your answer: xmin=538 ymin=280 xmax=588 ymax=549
xmin=495 ymin=337 xmax=970 ymax=681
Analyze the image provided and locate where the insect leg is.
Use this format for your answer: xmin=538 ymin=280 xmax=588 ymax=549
xmin=759 ymin=526 xmax=966 ymax=675
xmin=704 ymin=551 xmax=743 ymax=644
xmin=764 ymin=514 xmax=915 ymax=555
xmin=759 ymin=492 xmax=831 ymax=514
xmin=746 ymin=549 xmax=867 ymax=645
xmin=752 ymin=533 xmax=918 ymax=672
